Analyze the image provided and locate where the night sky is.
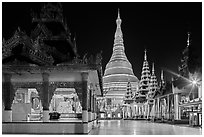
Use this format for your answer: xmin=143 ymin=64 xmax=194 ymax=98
xmin=2 ymin=2 xmax=202 ymax=82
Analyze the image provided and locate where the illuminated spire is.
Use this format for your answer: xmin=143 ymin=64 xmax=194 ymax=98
xmin=187 ymin=32 xmax=190 ymax=47
xmin=103 ymin=9 xmax=138 ymax=103
xmin=117 ymin=8 xmax=120 ymax=20
xmin=144 ymin=49 xmax=147 ymax=61
xmin=152 ymin=62 xmax=155 ymax=74
xmin=114 ymin=8 xmax=123 ymax=45
xmin=161 ymin=70 xmax=164 ymax=83
xmin=147 ymin=63 xmax=158 ymax=100
xmin=136 ymin=49 xmax=150 ymax=102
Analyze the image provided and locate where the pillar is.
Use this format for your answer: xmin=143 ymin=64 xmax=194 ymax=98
xmin=93 ymin=94 xmax=96 ymax=120
xmin=147 ymin=104 xmax=150 ymax=119
xmin=81 ymin=72 xmax=88 ymax=123
xmin=174 ymin=93 xmax=181 ymax=120
xmin=198 ymin=85 xmax=202 ymax=98
xmin=157 ymin=98 xmax=160 ymax=118
xmin=135 ymin=105 xmax=138 ymax=116
xmin=167 ymin=95 xmax=170 ymax=119
xmin=42 ymin=73 xmax=50 ymax=122
xmin=2 ymin=73 xmax=13 ymax=122
xmin=88 ymin=88 xmax=92 ymax=122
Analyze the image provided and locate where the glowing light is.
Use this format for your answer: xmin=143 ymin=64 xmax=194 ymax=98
xmin=165 ymin=68 xmax=201 ymax=88
xmin=192 ymin=80 xmax=197 ymax=85
xmin=164 ymin=68 xmax=192 ymax=83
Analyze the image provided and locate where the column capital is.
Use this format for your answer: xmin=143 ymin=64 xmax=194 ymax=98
xmin=81 ymin=72 xmax=88 ymax=81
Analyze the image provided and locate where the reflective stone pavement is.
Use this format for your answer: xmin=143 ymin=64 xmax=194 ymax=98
xmin=89 ymin=120 xmax=202 ymax=135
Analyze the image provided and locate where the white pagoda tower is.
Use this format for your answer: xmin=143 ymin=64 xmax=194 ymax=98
xmin=103 ymin=10 xmax=139 ymax=105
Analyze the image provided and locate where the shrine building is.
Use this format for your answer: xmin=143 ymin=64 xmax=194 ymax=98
xmin=2 ymin=3 xmax=103 ymax=134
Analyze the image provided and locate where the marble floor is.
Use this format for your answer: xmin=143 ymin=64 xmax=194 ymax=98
xmin=89 ymin=120 xmax=202 ymax=135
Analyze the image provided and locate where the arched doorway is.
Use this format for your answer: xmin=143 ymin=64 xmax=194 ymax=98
xmin=49 ymin=88 xmax=82 ymax=120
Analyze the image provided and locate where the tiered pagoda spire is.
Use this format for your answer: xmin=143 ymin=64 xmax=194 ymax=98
xmin=178 ymin=32 xmax=191 ymax=77
xmin=147 ymin=63 xmax=158 ymax=101
xmin=136 ymin=49 xmax=151 ymax=102
xmin=103 ymin=9 xmax=138 ymax=105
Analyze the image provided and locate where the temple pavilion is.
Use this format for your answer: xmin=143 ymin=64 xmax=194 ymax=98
xmin=2 ymin=3 xmax=103 ymax=134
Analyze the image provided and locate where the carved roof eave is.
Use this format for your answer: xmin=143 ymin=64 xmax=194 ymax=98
xmin=2 ymin=29 xmax=28 ymax=60
xmin=2 ymin=34 xmax=54 ymax=66
xmin=2 ymin=63 xmax=101 ymax=74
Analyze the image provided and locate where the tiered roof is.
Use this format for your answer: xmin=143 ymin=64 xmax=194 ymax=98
xmin=135 ymin=49 xmax=150 ymax=102
xmin=147 ymin=63 xmax=158 ymax=103
xmin=3 ymin=3 xmax=77 ymax=66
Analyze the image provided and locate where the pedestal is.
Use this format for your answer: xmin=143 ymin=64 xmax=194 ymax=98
xmin=3 ymin=110 xmax=12 ymax=122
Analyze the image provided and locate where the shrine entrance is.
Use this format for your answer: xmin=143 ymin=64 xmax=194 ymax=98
xmin=12 ymin=88 xmax=42 ymax=122
xmin=49 ymin=88 xmax=82 ymax=121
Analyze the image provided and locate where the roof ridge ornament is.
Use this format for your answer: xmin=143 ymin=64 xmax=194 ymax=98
xmin=117 ymin=8 xmax=120 ymax=20
xmin=144 ymin=49 xmax=147 ymax=61
xmin=114 ymin=9 xmax=123 ymax=45
xmin=152 ymin=62 xmax=155 ymax=74
xmin=187 ymin=32 xmax=190 ymax=47
xmin=161 ymin=69 xmax=164 ymax=82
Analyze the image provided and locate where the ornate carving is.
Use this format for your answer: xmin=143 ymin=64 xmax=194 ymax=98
xmin=49 ymin=81 xmax=82 ymax=89
xmin=12 ymin=82 xmax=43 ymax=91
xmin=2 ymin=27 xmax=54 ymax=66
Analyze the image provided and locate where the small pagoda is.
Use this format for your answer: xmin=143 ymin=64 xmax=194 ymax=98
xmin=135 ymin=49 xmax=151 ymax=103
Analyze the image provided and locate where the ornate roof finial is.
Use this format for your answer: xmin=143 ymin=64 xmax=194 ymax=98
xmin=144 ymin=49 xmax=147 ymax=61
xmin=187 ymin=32 xmax=190 ymax=47
xmin=117 ymin=8 xmax=120 ymax=19
xmin=152 ymin=62 xmax=155 ymax=74
xmin=116 ymin=8 xmax=122 ymax=29
xmin=161 ymin=69 xmax=164 ymax=82
xmin=114 ymin=9 xmax=123 ymax=45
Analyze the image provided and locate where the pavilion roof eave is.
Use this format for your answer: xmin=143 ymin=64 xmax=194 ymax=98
xmin=2 ymin=63 xmax=101 ymax=74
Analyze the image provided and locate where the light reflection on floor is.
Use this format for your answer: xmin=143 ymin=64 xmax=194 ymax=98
xmin=89 ymin=120 xmax=202 ymax=135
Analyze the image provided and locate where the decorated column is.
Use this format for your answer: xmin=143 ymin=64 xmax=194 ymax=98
xmin=81 ymin=72 xmax=89 ymax=123
xmin=41 ymin=72 xmax=50 ymax=122
xmin=2 ymin=73 xmax=13 ymax=122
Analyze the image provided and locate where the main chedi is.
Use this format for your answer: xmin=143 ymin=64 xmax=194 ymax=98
xmin=103 ymin=10 xmax=139 ymax=106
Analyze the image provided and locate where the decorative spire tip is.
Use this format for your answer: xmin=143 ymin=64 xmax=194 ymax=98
xmin=152 ymin=62 xmax=155 ymax=72
xmin=187 ymin=32 xmax=190 ymax=47
xmin=118 ymin=8 xmax=120 ymax=19
xmin=161 ymin=69 xmax=164 ymax=81
xmin=144 ymin=49 xmax=147 ymax=61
